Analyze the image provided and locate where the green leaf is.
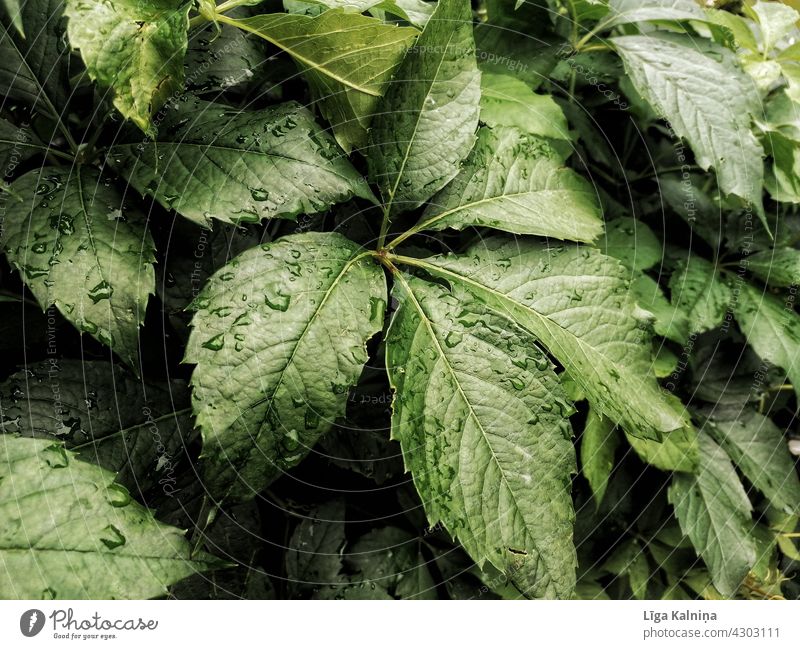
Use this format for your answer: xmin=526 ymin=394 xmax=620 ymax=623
xmin=0 ymin=117 xmax=47 ymax=172
xmin=747 ymin=247 xmax=800 ymax=287
xmin=65 ymin=0 xmax=191 ymax=133
xmin=625 ymin=415 xmax=698 ymax=472
xmin=386 ymin=274 xmax=577 ymax=598
xmin=612 ymin=34 xmax=765 ymax=224
xmin=110 ymin=97 xmax=374 ymax=226
xmin=184 ymin=18 xmax=270 ymax=95
xmin=732 ymin=282 xmax=800 ymax=403
xmin=1 ymin=167 xmax=155 ymax=369
xmin=398 ymin=238 xmax=686 ymax=441
xmin=0 ymin=436 xmax=220 ymax=598
xmin=346 ymin=527 xmax=436 ymax=599
xmin=479 ymin=73 xmax=570 ymax=140
xmin=0 ymin=360 xmax=192 ymax=493
xmin=1 ymin=0 xmax=24 ymax=35
xmin=630 ymin=273 xmax=689 ymax=344
xmin=750 ymin=0 xmax=799 ymax=54
xmin=0 ymin=0 xmax=72 ymax=118
xmin=288 ymin=0 xmax=434 ymax=27
xmin=600 ymin=217 xmax=661 ymax=271
xmin=669 ymin=256 xmax=731 ymax=335
xmin=702 ymin=408 xmax=800 ymax=516
xmin=580 ymin=409 xmax=619 ymax=507
xmin=605 ymin=0 xmax=706 ymax=29
xmin=368 ymin=0 xmax=481 ymax=213
xmin=668 ymin=432 xmax=757 ymax=597
xmin=763 ymin=130 xmax=800 ymax=203
xmin=603 ymin=538 xmax=649 ymax=599
xmin=705 ymin=8 xmax=758 ymax=53
xmin=406 ymin=126 xmax=603 ymax=243
xmin=285 ymin=499 xmax=346 ymax=595
xmin=187 ymin=233 xmax=386 ymax=502
xmin=221 ymin=9 xmax=418 ymax=152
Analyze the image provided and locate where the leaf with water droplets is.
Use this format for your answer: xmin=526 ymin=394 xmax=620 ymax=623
xmin=367 ymin=0 xmax=481 ymax=214
xmin=409 ymin=237 xmax=686 ymax=442
xmin=64 ymin=0 xmax=190 ymax=133
xmin=387 ymin=274 xmax=577 ymax=598
xmin=0 ymin=166 xmax=155 ymax=369
xmin=411 ymin=126 xmax=603 ymax=243
xmin=110 ymin=98 xmax=374 ymax=225
xmin=221 ymin=8 xmax=418 ymax=153
xmin=0 ymin=435 xmax=222 ymax=598
xmin=187 ymin=232 xmax=386 ymax=502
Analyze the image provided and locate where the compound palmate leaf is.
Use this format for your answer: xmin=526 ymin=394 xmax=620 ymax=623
xmin=65 ymin=0 xmax=191 ymax=132
xmin=0 ymin=436 xmax=220 ymax=598
xmin=221 ymin=8 xmax=418 ymax=152
xmin=1 ymin=167 xmax=155 ymax=369
xmin=613 ymin=33 xmax=765 ymax=221
xmin=187 ymin=232 xmax=385 ymax=502
xmin=668 ymin=432 xmax=757 ymax=597
xmin=110 ymin=98 xmax=373 ymax=225
xmin=387 ymin=274 xmax=577 ymax=598
xmin=394 ymin=237 xmax=685 ymax=441
xmin=410 ymin=126 xmax=603 ymax=243
xmin=368 ymin=0 xmax=481 ymax=214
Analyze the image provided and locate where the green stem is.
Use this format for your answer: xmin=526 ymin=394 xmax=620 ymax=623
xmin=188 ymin=0 xmax=252 ymax=28
xmin=377 ymin=205 xmax=393 ymax=250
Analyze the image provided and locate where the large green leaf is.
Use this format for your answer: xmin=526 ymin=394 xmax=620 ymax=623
xmin=65 ymin=0 xmax=190 ymax=132
xmin=387 ymin=274 xmax=577 ymax=598
xmin=0 ymin=435 xmax=220 ymax=598
xmin=368 ymin=0 xmax=481 ymax=214
xmin=732 ymin=282 xmax=800 ymax=402
xmin=668 ymin=432 xmax=757 ymax=597
xmin=702 ymin=407 xmax=800 ymax=515
xmin=187 ymin=233 xmax=385 ymax=502
xmin=110 ymin=98 xmax=373 ymax=225
xmin=479 ymin=73 xmax=570 ymax=140
xmin=220 ymin=9 xmax=417 ymax=152
xmin=1 ymin=167 xmax=155 ymax=369
xmin=392 ymin=238 xmax=685 ymax=441
xmin=404 ymin=126 xmax=603 ymax=243
xmin=669 ymin=256 xmax=731 ymax=335
xmin=605 ymin=0 xmax=706 ymax=28
xmin=0 ymin=0 xmax=72 ymax=118
xmin=0 ymin=360 xmax=192 ymax=493
xmin=613 ymin=34 xmax=765 ymax=223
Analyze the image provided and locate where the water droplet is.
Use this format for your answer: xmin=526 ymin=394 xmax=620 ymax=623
xmin=100 ymin=524 xmax=127 ymax=550
xmin=202 ymin=333 xmax=225 ymax=350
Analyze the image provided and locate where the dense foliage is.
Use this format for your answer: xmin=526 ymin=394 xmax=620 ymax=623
xmin=1 ymin=0 xmax=800 ymax=600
